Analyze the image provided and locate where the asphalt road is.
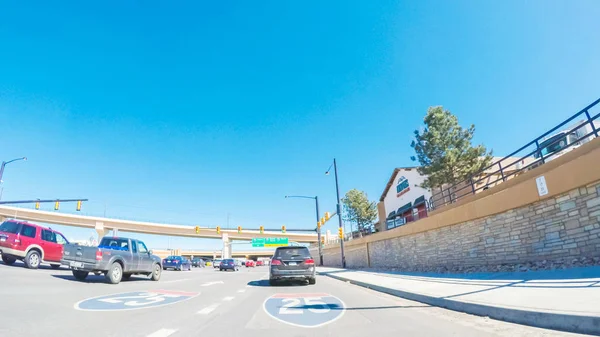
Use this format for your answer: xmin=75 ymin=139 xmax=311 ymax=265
xmin=0 ymin=261 xmax=589 ymax=337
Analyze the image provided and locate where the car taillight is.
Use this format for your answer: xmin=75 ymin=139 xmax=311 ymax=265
xmin=271 ymin=259 xmax=282 ymax=265
xmin=304 ymin=258 xmax=315 ymax=265
xmin=95 ymin=249 xmax=102 ymax=261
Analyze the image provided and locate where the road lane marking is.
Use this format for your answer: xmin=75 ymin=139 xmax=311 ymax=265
xmin=237 ymin=289 xmax=246 ymax=293
xmin=197 ymin=303 xmax=220 ymax=315
xmin=75 ymin=290 xmax=200 ymax=311
xmin=263 ymin=293 xmax=346 ymax=328
xmin=147 ymin=328 xmax=177 ymax=337
xmin=201 ymin=281 xmax=224 ymax=286
xmin=222 ymin=296 xmax=235 ymax=301
xmin=162 ymin=279 xmax=191 ymax=284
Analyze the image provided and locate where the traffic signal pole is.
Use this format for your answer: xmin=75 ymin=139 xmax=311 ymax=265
xmin=332 ymin=158 xmax=346 ymax=268
xmin=315 ymin=196 xmax=323 ymax=266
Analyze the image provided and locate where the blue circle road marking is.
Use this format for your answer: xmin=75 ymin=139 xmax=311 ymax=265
xmin=75 ymin=290 xmax=199 ymax=311
xmin=263 ymin=293 xmax=346 ymax=328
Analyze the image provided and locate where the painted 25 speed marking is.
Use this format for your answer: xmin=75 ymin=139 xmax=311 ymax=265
xmin=263 ymin=293 xmax=345 ymax=328
xmin=75 ymin=290 xmax=199 ymax=311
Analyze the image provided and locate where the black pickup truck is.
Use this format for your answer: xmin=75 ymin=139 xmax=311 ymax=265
xmin=62 ymin=236 xmax=162 ymax=284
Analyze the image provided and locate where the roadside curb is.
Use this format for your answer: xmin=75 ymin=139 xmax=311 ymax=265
xmin=318 ymin=271 xmax=600 ymax=336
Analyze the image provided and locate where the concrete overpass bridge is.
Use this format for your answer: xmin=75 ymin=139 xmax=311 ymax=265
xmin=153 ymin=249 xmax=275 ymax=260
xmin=0 ymin=205 xmax=320 ymax=258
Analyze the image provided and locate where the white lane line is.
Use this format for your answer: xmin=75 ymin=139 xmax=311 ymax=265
xmin=197 ymin=303 xmax=220 ymax=315
xmin=147 ymin=328 xmax=177 ymax=337
xmin=222 ymin=296 xmax=235 ymax=301
xmin=237 ymin=289 xmax=246 ymax=293
xmin=162 ymin=278 xmax=191 ymax=284
xmin=201 ymin=281 xmax=224 ymax=286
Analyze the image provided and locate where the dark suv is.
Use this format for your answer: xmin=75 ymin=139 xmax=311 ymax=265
xmin=269 ymin=246 xmax=316 ymax=285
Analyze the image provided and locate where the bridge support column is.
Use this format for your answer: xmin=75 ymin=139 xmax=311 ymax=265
xmin=95 ymin=221 xmax=106 ymax=240
xmin=221 ymin=233 xmax=231 ymax=259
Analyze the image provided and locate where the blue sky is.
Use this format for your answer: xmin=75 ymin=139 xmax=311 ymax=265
xmin=1 ymin=1 xmax=599 ymax=250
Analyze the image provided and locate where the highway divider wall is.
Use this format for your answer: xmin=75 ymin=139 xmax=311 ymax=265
xmin=312 ymin=138 xmax=600 ymax=271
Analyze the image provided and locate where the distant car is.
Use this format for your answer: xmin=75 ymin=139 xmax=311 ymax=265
xmin=256 ymin=260 xmax=264 ymax=266
xmin=219 ymin=258 xmax=239 ymax=271
xmin=269 ymin=246 xmax=316 ymax=285
xmin=0 ymin=219 xmax=69 ymax=269
xmin=245 ymin=260 xmax=255 ymax=267
xmin=162 ymin=256 xmax=192 ymax=271
xmin=213 ymin=259 xmax=222 ymax=269
xmin=191 ymin=258 xmax=205 ymax=268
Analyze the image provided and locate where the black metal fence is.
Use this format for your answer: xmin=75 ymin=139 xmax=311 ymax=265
xmin=429 ymin=97 xmax=600 ymax=210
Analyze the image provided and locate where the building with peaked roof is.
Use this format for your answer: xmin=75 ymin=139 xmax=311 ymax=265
xmin=376 ymin=167 xmax=432 ymax=232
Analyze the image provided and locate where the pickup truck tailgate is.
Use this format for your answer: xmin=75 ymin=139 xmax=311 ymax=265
xmin=63 ymin=244 xmax=98 ymax=265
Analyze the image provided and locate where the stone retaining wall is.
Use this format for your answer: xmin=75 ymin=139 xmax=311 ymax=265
xmin=314 ymin=181 xmax=600 ymax=273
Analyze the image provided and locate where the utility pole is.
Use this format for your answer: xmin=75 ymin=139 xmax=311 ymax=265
xmin=326 ymin=158 xmax=346 ymax=268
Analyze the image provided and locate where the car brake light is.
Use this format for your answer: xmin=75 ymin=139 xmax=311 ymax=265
xmin=271 ymin=259 xmax=282 ymax=265
xmin=95 ymin=249 xmax=102 ymax=260
xmin=304 ymin=258 xmax=315 ymax=265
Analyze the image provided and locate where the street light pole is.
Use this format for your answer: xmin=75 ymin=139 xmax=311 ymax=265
xmin=0 ymin=157 xmax=27 ymax=201
xmin=284 ymin=195 xmax=323 ymax=266
xmin=327 ymin=158 xmax=346 ymax=268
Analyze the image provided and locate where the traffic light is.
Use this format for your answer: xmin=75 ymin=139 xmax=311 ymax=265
xmin=324 ymin=212 xmax=331 ymax=221
xmin=259 ymin=226 xmax=264 ymax=234
xmin=338 ymin=227 xmax=343 ymax=239
xmin=317 ymin=221 xmax=322 ymax=230
xmin=321 ymin=236 xmax=325 ymax=244
xmin=237 ymin=226 xmax=242 ymax=234
xmin=216 ymin=226 xmax=221 ymax=234
xmin=320 ymin=217 xmax=325 ymax=224
xmin=76 ymin=200 xmax=82 ymax=212
xmin=54 ymin=201 xmax=59 ymax=210
xmin=195 ymin=226 xmax=200 ymax=234
xmin=281 ymin=225 xmax=286 ymax=233
xmin=35 ymin=201 xmax=40 ymax=210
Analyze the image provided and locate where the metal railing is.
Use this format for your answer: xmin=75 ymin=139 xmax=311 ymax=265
xmin=429 ymin=97 xmax=600 ymax=210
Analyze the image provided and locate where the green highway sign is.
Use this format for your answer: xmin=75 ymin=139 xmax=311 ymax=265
xmin=252 ymin=237 xmax=288 ymax=247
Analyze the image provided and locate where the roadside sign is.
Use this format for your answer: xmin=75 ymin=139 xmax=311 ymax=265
xmin=75 ymin=290 xmax=199 ymax=311
xmin=252 ymin=238 xmax=288 ymax=247
xmin=263 ymin=293 xmax=345 ymax=328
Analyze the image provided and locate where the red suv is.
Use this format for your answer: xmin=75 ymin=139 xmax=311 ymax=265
xmin=0 ymin=219 xmax=69 ymax=269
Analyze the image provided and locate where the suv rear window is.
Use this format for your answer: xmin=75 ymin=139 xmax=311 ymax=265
xmin=274 ymin=247 xmax=311 ymax=259
xmin=0 ymin=221 xmax=20 ymax=234
xmin=20 ymin=225 xmax=37 ymax=238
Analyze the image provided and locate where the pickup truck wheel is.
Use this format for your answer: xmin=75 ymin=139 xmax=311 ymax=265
xmin=24 ymin=250 xmax=41 ymax=269
xmin=105 ymin=262 xmax=123 ymax=284
xmin=122 ymin=273 xmax=132 ymax=281
xmin=50 ymin=264 xmax=61 ymax=269
xmin=1 ymin=255 xmax=16 ymax=265
xmin=151 ymin=263 xmax=161 ymax=281
xmin=72 ymin=270 xmax=89 ymax=281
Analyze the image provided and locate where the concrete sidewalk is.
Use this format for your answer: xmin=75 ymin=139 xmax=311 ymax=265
xmin=317 ymin=266 xmax=600 ymax=335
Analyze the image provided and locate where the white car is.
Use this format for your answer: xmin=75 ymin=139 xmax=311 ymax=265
xmin=213 ymin=259 xmax=222 ymax=268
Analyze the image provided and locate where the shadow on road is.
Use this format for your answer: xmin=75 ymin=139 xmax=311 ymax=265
xmin=247 ymin=279 xmax=309 ymax=287
xmin=0 ymin=261 xmax=65 ymax=270
xmin=51 ymin=274 xmax=152 ymax=283
xmin=292 ymin=303 xmax=430 ymax=311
